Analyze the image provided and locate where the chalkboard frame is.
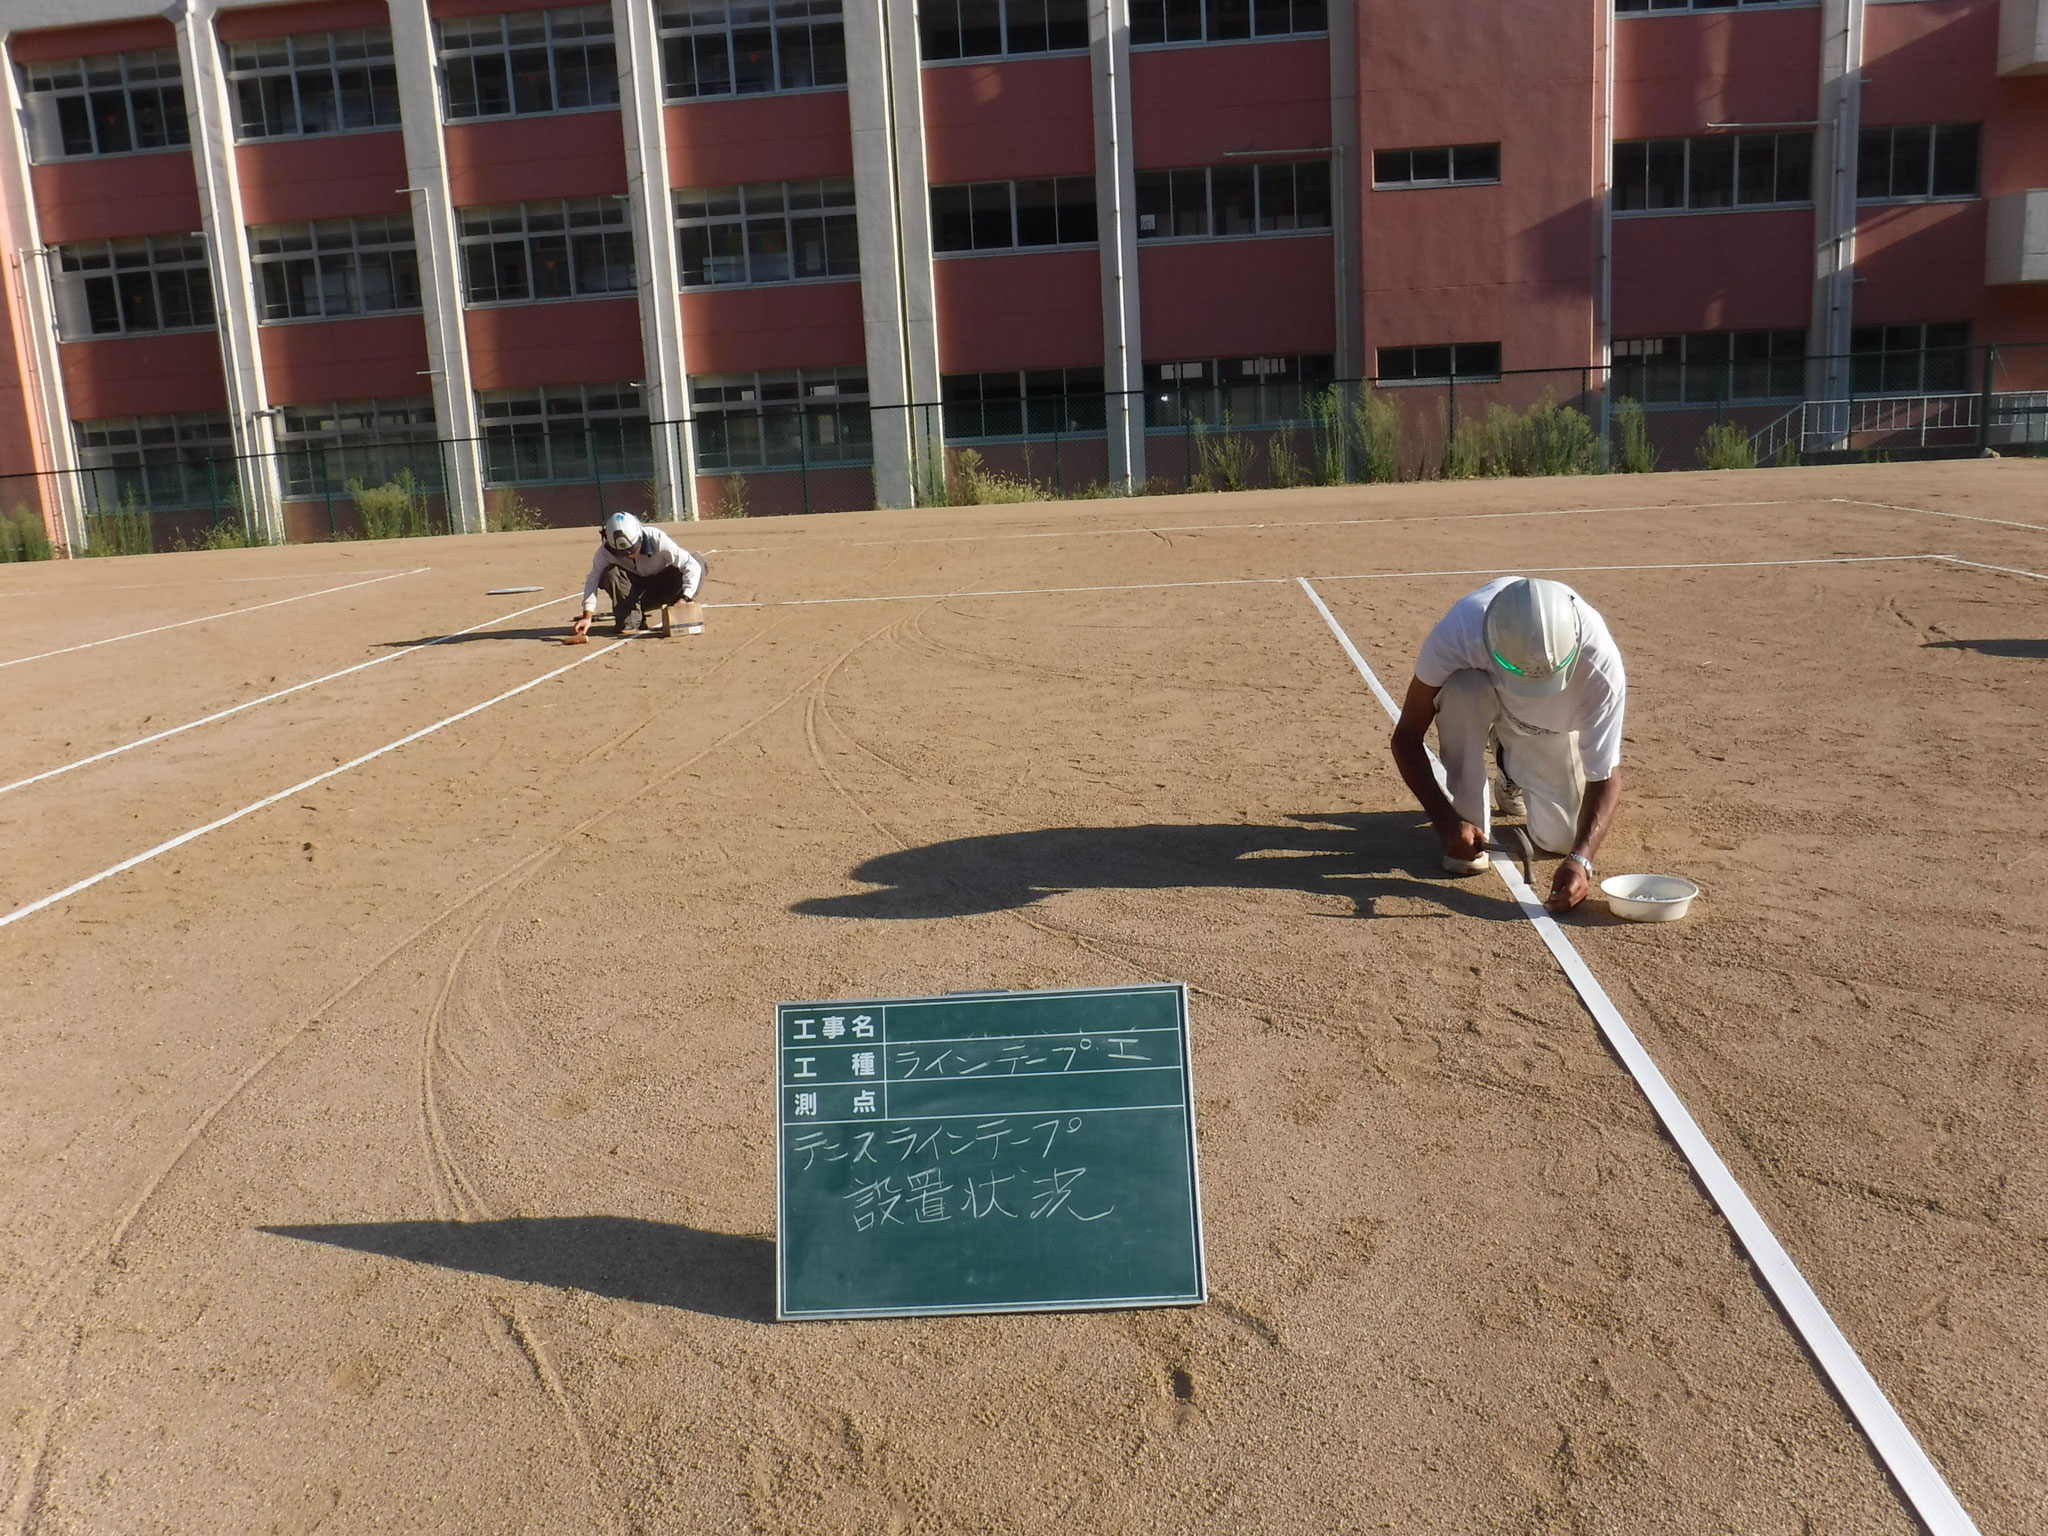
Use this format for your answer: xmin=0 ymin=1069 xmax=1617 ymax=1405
xmin=773 ymin=983 xmax=1207 ymax=1322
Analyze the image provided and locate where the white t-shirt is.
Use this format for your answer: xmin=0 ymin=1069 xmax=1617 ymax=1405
xmin=1414 ymin=577 xmax=1628 ymax=778
xmin=581 ymin=527 xmax=703 ymax=614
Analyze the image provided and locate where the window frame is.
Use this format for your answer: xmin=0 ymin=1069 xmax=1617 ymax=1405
xmin=1128 ymin=0 xmax=1329 ymax=49
xmin=941 ymin=367 xmax=1108 ymax=439
xmin=1612 ymin=132 xmax=1814 ymax=214
xmin=1615 ymin=0 xmax=1820 ymax=14
xmin=919 ymin=0 xmax=1092 ymax=63
xmin=477 ymin=381 xmax=653 ymax=485
xmin=276 ymin=396 xmax=441 ymax=498
xmin=437 ymin=6 xmax=620 ymax=122
xmin=72 ymin=412 xmax=235 ymax=512
xmin=1133 ymin=161 xmax=1332 ymax=241
xmin=674 ymin=179 xmax=860 ymax=287
xmin=1612 ymin=329 xmax=1808 ymax=405
xmin=659 ymin=0 xmax=847 ymax=100
xmin=1143 ymin=353 xmax=1335 ymax=427
xmin=1849 ymin=322 xmax=1973 ymax=395
xmin=18 ymin=50 xmax=190 ymax=162
xmin=49 ymin=234 xmax=217 ymax=342
xmin=930 ymin=177 xmax=1100 ymax=254
xmin=457 ymin=197 xmax=638 ymax=307
xmin=1371 ymin=143 xmax=1500 ymax=190
xmin=1856 ymin=123 xmax=1981 ymax=204
xmin=222 ymin=29 xmax=401 ymax=141
xmin=250 ymin=215 xmax=422 ymax=323
xmin=1373 ymin=342 xmax=1503 ymax=386
xmin=688 ymin=367 xmax=872 ymax=471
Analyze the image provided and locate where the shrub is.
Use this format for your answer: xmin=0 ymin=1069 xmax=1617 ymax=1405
xmin=1267 ymin=432 xmax=1305 ymax=489
xmin=719 ymin=475 xmax=750 ymax=518
xmin=1187 ymin=415 xmax=1254 ymax=493
xmin=1443 ymin=394 xmax=1599 ymax=479
xmin=82 ymin=490 xmax=153 ymax=556
xmin=947 ymin=447 xmax=1038 ymax=505
xmin=1355 ymin=391 xmax=1403 ymax=483
xmin=349 ymin=469 xmax=436 ymax=538
xmin=1771 ymin=438 xmax=1803 ymax=469
xmin=176 ymin=519 xmax=257 ymax=551
xmin=1307 ymin=387 xmax=1349 ymax=484
xmin=1614 ymin=397 xmax=1658 ymax=474
xmin=1697 ymin=421 xmax=1757 ymax=471
xmin=486 ymin=489 xmax=543 ymax=532
xmin=0 ymin=505 xmax=54 ymax=561
xmin=1526 ymin=398 xmax=1601 ymax=476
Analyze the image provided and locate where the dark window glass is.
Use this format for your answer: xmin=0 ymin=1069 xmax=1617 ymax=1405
xmin=1410 ymin=146 xmax=1450 ymax=183
xmin=1775 ymin=132 xmax=1812 ymax=203
xmin=1372 ymin=149 xmax=1408 ymax=185
xmin=1045 ymin=0 xmax=1090 ymax=49
xmin=1613 ymin=141 xmax=1647 ymax=211
xmin=1056 ymin=177 xmax=1097 ymax=242
xmin=1015 ymin=178 xmax=1059 ymax=245
xmin=970 ymin=182 xmax=1014 ymax=249
xmin=1931 ymin=123 xmax=1979 ymax=198
xmin=1130 ymin=0 xmax=1166 ymax=44
xmin=1210 ymin=0 xmax=1252 ymax=38
xmin=1453 ymin=143 xmax=1499 ymax=182
xmin=1212 ymin=166 xmax=1255 ymax=235
xmin=960 ymin=0 xmax=1004 ymax=54
xmin=1135 ymin=170 xmax=1171 ymax=237
xmin=1169 ymin=168 xmax=1208 ymax=235
xmin=1688 ymin=136 xmax=1734 ymax=209
xmin=1735 ymin=135 xmax=1775 ymax=206
xmin=1646 ymin=140 xmax=1685 ymax=209
xmin=932 ymin=185 xmax=974 ymax=251
xmin=1857 ymin=128 xmax=1892 ymax=200
xmin=1890 ymin=125 xmax=1932 ymax=198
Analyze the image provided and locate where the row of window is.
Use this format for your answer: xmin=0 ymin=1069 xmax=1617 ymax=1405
xmin=1615 ymin=126 xmax=1981 ymax=213
xmin=1136 ymin=163 xmax=1332 ymax=240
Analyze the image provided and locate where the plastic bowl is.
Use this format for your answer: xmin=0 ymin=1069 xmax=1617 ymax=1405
xmin=1600 ymin=873 xmax=1701 ymax=922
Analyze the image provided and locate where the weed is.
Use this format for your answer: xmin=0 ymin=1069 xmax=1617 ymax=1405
xmin=1307 ymin=387 xmax=1349 ymax=484
xmin=82 ymin=490 xmax=153 ymax=556
xmin=1697 ymin=421 xmax=1757 ymax=470
xmin=1355 ymin=390 xmax=1404 ymax=483
xmin=947 ymin=448 xmax=1038 ymax=505
xmin=350 ymin=469 xmax=438 ymax=538
xmin=486 ymin=489 xmax=543 ymax=532
xmin=1267 ymin=432 xmax=1305 ymax=489
xmin=719 ymin=475 xmax=750 ymax=518
xmin=1190 ymin=415 xmax=1254 ymax=493
xmin=0 ymin=505 xmax=54 ymax=561
xmin=1614 ymin=397 xmax=1658 ymax=473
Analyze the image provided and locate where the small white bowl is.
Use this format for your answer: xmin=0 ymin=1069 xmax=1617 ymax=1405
xmin=1600 ymin=873 xmax=1701 ymax=923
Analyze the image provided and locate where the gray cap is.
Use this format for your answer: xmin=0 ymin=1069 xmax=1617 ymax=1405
xmin=1483 ymin=578 xmax=1582 ymax=698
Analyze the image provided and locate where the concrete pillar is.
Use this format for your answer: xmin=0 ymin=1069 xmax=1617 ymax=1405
xmin=847 ymin=0 xmax=941 ymax=508
xmin=389 ymin=0 xmax=487 ymax=533
xmin=0 ymin=44 xmax=81 ymax=552
xmin=175 ymin=0 xmax=284 ymax=543
xmin=1809 ymin=0 xmax=1865 ymax=439
xmin=1090 ymin=0 xmax=1144 ymax=489
xmin=613 ymin=0 xmax=695 ymax=519
xmin=1327 ymin=0 xmax=1361 ymax=386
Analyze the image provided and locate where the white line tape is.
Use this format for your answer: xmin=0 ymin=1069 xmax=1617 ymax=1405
xmin=1833 ymin=496 xmax=2048 ymax=534
xmin=0 ymin=567 xmax=428 ymax=671
xmin=1936 ymin=554 xmax=2048 ymax=583
xmin=0 ymin=591 xmax=575 ymax=799
xmin=1294 ymin=575 xmax=1981 ymax=1536
xmin=0 ymin=567 xmax=424 ymax=598
xmin=0 ymin=634 xmax=630 ymax=931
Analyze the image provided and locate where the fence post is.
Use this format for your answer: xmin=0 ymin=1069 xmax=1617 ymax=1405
xmin=1053 ymin=404 xmax=1062 ymax=497
xmin=1977 ymin=343 xmax=1997 ymax=455
xmin=1445 ymin=376 xmax=1456 ymax=474
xmin=1182 ymin=392 xmax=1193 ymax=489
xmin=799 ymin=404 xmax=811 ymax=516
xmin=589 ymin=430 xmax=607 ymax=521
xmin=320 ymin=449 xmax=336 ymax=539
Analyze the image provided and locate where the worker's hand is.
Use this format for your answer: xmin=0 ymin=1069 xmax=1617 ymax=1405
xmin=572 ymin=612 xmax=591 ymax=638
xmin=1440 ymin=820 xmax=1487 ymax=863
xmin=1546 ymin=859 xmax=1591 ymax=914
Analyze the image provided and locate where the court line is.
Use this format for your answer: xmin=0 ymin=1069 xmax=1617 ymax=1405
xmin=1832 ymin=496 xmax=2048 ymax=535
xmin=0 ymin=567 xmax=426 ymax=598
xmin=0 ymin=590 xmax=576 ymax=799
xmin=1935 ymin=554 xmax=2048 ymax=583
xmin=0 ymin=635 xmax=633 ymax=931
xmin=0 ymin=567 xmax=428 ymax=671
xmin=1295 ymin=575 xmax=1983 ymax=1536
xmin=709 ymin=552 xmax=1948 ymax=611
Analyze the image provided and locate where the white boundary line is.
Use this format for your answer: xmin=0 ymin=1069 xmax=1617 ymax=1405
xmin=0 ymin=567 xmax=424 ymax=598
xmin=1294 ymin=575 xmax=1982 ymax=1536
xmin=0 ymin=567 xmax=428 ymax=671
xmin=1833 ymin=496 xmax=2048 ymax=534
xmin=1936 ymin=554 xmax=2048 ymax=583
xmin=709 ymin=553 xmax=1947 ymax=611
xmin=0 ymin=634 xmax=632 ymax=931
xmin=0 ymin=590 xmax=575 ymax=798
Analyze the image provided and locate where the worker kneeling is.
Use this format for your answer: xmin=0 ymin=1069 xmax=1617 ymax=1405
xmin=1389 ymin=576 xmax=1627 ymax=913
xmin=573 ymin=511 xmax=705 ymax=638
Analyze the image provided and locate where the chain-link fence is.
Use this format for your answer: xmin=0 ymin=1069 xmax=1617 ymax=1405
xmin=4 ymin=344 xmax=2043 ymax=555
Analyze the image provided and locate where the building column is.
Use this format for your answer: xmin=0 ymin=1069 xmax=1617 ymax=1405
xmin=1327 ymin=0 xmax=1361 ymax=386
xmin=0 ymin=45 xmax=80 ymax=552
xmin=1594 ymin=0 xmax=1616 ymax=465
xmin=176 ymin=0 xmax=284 ymax=543
xmin=613 ymin=0 xmax=695 ymax=520
xmin=1810 ymin=0 xmax=1865 ymax=434
xmin=390 ymin=0 xmax=486 ymax=533
xmin=1090 ymin=0 xmax=1143 ymax=489
xmin=847 ymin=0 xmax=941 ymax=508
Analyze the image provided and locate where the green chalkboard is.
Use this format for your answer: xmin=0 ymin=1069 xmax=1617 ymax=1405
xmin=775 ymin=984 xmax=1206 ymax=1320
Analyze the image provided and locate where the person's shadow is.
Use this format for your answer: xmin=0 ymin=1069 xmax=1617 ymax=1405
xmin=791 ymin=812 xmax=1516 ymax=922
xmin=262 ymin=1217 xmax=774 ymax=1322
xmin=1924 ymin=638 xmax=2048 ymax=659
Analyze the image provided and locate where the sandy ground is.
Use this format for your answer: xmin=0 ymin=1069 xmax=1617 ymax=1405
xmin=1 ymin=461 xmax=2043 ymax=1535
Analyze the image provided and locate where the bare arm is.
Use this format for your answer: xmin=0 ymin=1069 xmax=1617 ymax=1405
xmin=1546 ymin=769 xmax=1624 ymax=912
xmin=1389 ymin=675 xmax=1485 ymax=861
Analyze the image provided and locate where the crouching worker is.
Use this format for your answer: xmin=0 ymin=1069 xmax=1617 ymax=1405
xmin=1389 ymin=576 xmax=1627 ymax=913
xmin=572 ymin=511 xmax=705 ymax=638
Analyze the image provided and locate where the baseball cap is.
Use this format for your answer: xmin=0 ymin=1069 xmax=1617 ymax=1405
xmin=1483 ymin=578 xmax=1582 ymax=698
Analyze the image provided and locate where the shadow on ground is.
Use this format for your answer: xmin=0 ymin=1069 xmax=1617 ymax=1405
xmin=377 ymin=625 xmax=591 ymax=648
xmin=1924 ymin=637 xmax=2048 ymax=659
xmin=792 ymin=812 xmax=1521 ymax=922
xmin=263 ymin=1217 xmax=774 ymax=1322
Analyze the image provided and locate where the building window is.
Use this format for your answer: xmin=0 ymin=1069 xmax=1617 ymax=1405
xmin=458 ymin=199 xmax=636 ymax=305
xmin=1372 ymin=143 xmax=1499 ymax=189
xmin=224 ymin=30 xmax=400 ymax=139
xmin=660 ymin=0 xmax=846 ymax=98
xmin=439 ymin=7 xmax=618 ymax=120
xmin=251 ymin=217 xmax=420 ymax=321
xmin=50 ymin=236 xmax=216 ymax=341
xmin=277 ymin=398 xmax=440 ymax=496
xmin=73 ymin=413 xmax=234 ymax=510
xmin=1129 ymin=0 xmax=1327 ymax=46
xmin=1375 ymin=343 xmax=1501 ymax=384
xmin=1134 ymin=162 xmax=1331 ymax=239
xmin=691 ymin=368 xmax=871 ymax=469
xmin=478 ymin=383 xmax=651 ymax=483
xmin=921 ymin=0 xmax=1089 ymax=60
xmin=19 ymin=52 xmax=189 ymax=161
xmin=1616 ymin=0 xmax=1815 ymax=12
xmin=931 ymin=178 xmax=1098 ymax=253
xmin=1613 ymin=133 xmax=1812 ymax=212
xmin=1146 ymin=354 xmax=1334 ymax=426
xmin=1850 ymin=323 xmax=1971 ymax=394
xmin=942 ymin=368 xmax=1106 ymax=438
xmin=675 ymin=179 xmax=858 ymax=286
xmin=1613 ymin=330 xmax=1805 ymax=403
xmin=1857 ymin=124 xmax=1979 ymax=202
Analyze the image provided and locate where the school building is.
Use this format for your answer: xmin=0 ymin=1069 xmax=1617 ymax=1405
xmin=1 ymin=0 xmax=2044 ymax=543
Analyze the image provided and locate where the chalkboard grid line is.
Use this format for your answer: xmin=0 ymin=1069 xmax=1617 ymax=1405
xmin=783 ymin=1105 xmax=1192 ymax=1129
xmin=1295 ymin=576 xmax=1983 ymax=1536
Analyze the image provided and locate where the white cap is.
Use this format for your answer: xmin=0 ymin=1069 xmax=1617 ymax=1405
xmin=1483 ymin=578 xmax=1582 ymax=698
xmin=603 ymin=510 xmax=643 ymax=553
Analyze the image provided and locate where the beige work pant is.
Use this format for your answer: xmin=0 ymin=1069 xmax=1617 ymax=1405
xmin=1434 ymin=670 xmax=1587 ymax=855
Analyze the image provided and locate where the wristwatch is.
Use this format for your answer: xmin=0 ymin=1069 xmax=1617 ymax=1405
xmin=1564 ymin=853 xmax=1595 ymax=878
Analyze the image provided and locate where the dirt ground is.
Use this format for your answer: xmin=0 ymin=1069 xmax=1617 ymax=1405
xmin=2 ymin=461 xmax=2043 ymax=1535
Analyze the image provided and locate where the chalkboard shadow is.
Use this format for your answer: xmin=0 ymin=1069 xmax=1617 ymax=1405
xmin=375 ymin=625 xmax=573 ymax=649
xmin=1924 ymin=637 xmax=2048 ymax=659
xmin=793 ymin=812 xmax=1520 ymax=922
xmin=263 ymin=1217 xmax=774 ymax=1323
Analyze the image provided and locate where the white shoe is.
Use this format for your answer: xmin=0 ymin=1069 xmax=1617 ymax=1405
xmin=1491 ymin=773 xmax=1525 ymax=818
xmin=1441 ymin=851 xmax=1491 ymax=876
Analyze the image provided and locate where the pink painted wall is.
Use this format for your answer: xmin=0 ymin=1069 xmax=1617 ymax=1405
xmin=446 ymin=113 xmax=627 ymax=206
xmin=31 ymin=156 xmax=203 ymax=245
xmin=464 ymin=298 xmax=643 ymax=390
xmin=1140 ymin=237 xmax=1333 ymax=358
xmin=1611 ymin=210 xmax=1813 ymax=336
xmin=668 ymin=92 xmax=854 ymax=187
xmin=1358 ymin=0 xmax=1600 ymax=373
xmin=259 ymin=314 xmax=432 ymax=403
xmin=679 ymin=281 xmax=864 ymax=374
xmin=923 ymin=59 xmax=1094 ymax=182
xmin=1130 ymin=40 xmax=1329 ymax=168
xmin=1611 ymin=9 xmax=1820 ymax=139
xmin=59 ymin=332 xmax=227 ymax=419
xmin=8 ymin=19 xmax=177 ymax=63
xmin=216 ymin=0 xmax=392 ymax=40
xmin=1861 ymin=0 xmax=1991 ymax=126
xmin=430 ymin=0 xmax=602 ymax=17
xmin=1854 ymin=201 xmax=1987 ymax=326
xmin=934 ymin=251 xmax=1100 ymax=372
xmin=237 ymin=133 xmax=409 ymax=225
